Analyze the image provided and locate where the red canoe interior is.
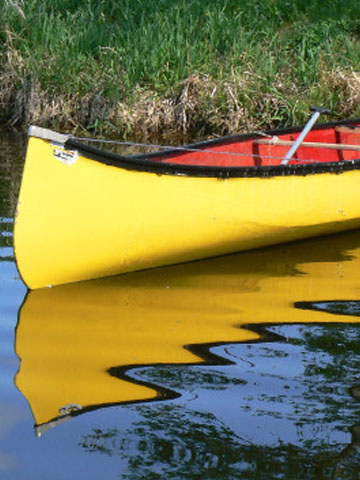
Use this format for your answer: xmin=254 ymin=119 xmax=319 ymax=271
xmin=153 ymin=123 xmax=360 ymax=167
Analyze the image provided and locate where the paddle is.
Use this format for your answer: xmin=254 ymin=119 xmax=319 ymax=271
xmin=281 ymin=106 xmax=330 ymax=165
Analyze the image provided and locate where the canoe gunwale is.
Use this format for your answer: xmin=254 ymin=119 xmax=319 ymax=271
xmin=64 ymin=137 xmax=360 ymax=178
xmin=29 ymin=117 xmax=360 ymax=178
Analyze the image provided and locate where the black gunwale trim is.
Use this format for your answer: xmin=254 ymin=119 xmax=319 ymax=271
xmin=65 ymin=118 xmax=360 ymax=178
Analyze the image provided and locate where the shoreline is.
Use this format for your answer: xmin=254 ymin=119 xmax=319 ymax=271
xmin=1 ymin=69 xmax=360 ymax=143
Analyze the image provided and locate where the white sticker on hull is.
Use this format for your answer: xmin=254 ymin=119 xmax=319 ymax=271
xmin=53 ymin=148 xmax=78 ymax=166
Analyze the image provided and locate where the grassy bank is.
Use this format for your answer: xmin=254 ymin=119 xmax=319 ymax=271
xmin=1 ymin=0 xmax=360 ymax=141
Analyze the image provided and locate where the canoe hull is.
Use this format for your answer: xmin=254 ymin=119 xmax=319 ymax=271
xmin=14 ymin=129 xmax=360 ymax=289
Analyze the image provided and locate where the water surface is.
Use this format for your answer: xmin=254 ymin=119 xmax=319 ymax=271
xmin=2 ymin=128 xmax=360 ymax=479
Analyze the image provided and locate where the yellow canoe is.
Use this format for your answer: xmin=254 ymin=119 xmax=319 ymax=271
xmin=14 ymin=119 xmax=360 ymax=289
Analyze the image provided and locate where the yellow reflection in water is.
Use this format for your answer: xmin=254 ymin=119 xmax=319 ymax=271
xmin=15 ymin=231 xmax=360 ymax=430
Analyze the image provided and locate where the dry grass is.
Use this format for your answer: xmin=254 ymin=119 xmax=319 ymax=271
xmin=2 ymin=66 xmax=360 ymax=142
xmin=324 ymin=68 xmax=360 ymax=115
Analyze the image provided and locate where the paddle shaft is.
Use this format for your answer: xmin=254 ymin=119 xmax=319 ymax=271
xmin=281 ymin=111 xmax=321 ymax=165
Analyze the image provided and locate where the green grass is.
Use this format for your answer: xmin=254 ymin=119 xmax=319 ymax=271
xmin=1 ymin=0 xmax=360 ymax=140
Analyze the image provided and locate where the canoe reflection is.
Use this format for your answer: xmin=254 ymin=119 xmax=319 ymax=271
xmin=15 ymin=230 xmax=360 ymax=435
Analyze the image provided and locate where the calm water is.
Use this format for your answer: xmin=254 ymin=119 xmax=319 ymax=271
xmin=2 ymin=128 xmax=360 ymax=479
